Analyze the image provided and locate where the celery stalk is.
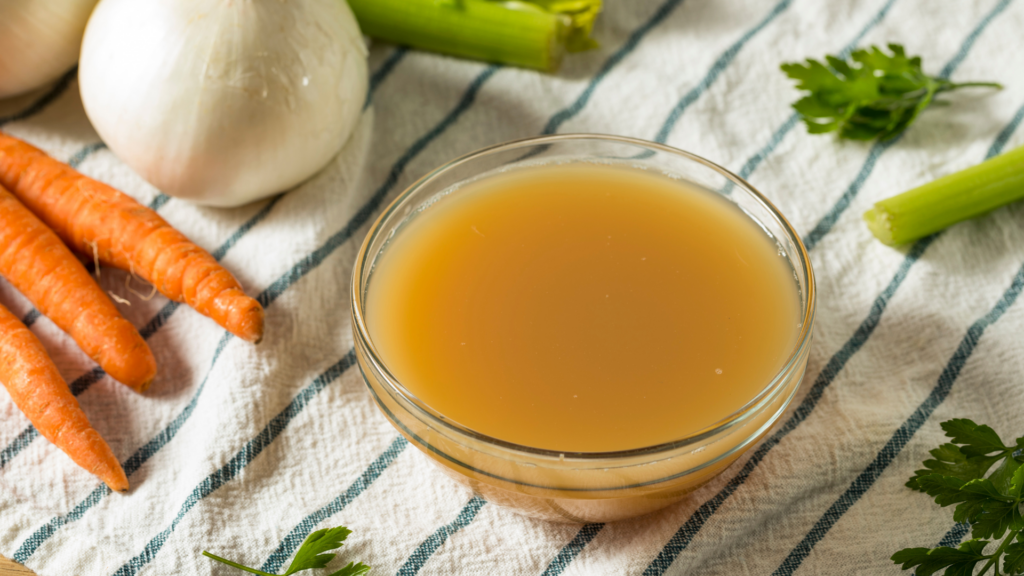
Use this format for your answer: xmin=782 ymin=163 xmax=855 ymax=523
xmin=864 ymin=144 xmax=1024 ymax=246
xmin=346 ymin=0 xmax=601 ymax=72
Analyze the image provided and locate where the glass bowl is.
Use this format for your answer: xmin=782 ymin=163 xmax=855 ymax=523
xmin=351 ymin=134 xmax=815 ymax=524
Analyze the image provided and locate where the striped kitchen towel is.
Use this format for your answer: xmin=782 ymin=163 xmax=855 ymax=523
xmin=2 ymin=0 xmax=1024 ymax=574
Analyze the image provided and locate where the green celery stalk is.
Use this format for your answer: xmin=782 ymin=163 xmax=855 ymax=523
xmin=346 ymin=0 xmax=601 ymax=72
xmin=864 ymin=144 xmax=1024 ymax=245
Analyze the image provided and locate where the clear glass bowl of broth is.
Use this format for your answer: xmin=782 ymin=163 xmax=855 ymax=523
xmin=351 ymin=134 xmax=815 ymax=524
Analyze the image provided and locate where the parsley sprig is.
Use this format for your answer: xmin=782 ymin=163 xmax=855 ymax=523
xmin=203 ymin=526 xmax=370 ymax=576
xmin=893 ymin=419 xmax=1024 ymax=575
xmin=781 ymin=44 xmax=1001 ymax=141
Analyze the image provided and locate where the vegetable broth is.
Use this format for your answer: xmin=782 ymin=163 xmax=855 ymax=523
xmin=365 ymin=163 xmax=800 ymax=453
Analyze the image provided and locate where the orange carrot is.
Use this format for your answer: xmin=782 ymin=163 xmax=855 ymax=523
xmin=0 ymin=185 xmax=156 ymax=392
xmin=0 ymin=132 xmax=264 ymax=342
xmin=0 ymin=302 xmax=129 ymax=492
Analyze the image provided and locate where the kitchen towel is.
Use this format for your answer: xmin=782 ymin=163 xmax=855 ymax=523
xmin=1 ymin=0 xmax=1023 ymax=574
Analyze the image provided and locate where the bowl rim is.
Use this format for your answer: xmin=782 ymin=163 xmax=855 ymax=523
xmin=350 ymin=133 xmax=816 ymax=462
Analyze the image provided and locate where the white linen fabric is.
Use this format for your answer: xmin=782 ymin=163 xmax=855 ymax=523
xmin=1 ymin=0 xmax=1023 ymax=574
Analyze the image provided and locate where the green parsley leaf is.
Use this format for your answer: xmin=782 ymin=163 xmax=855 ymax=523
xmin=1010 ymin=465 xmax=1024 ymax=501
xmin=281 ymin=527 xmax=354 ymax=575
xmin=329 ymin=562 xmax=372 ymax=576
xmin=979 ymin=455 xmax=1019 ymax=491
xmin=907 ymin=420 xmax=1019 ymax=493
xmin=942 ymin=420 xmax=1012 ymax=458
xmin=894 ymin=419 xmax=1024 ymax=575
xmin=202 ymin=525 xmax=369 ymax=576
xmin=970 ymin=498 xmax=1018 ymax=541
xmin=915 ymin=474 xmax=977 ymax=505
xmin=781 ymin=44 xmax=1001 ymax=141
xmin=1004 ymin=537 xmax=1024 ymax=575
xmin=906 ymin=443 xmax=1003 ymax=490
xmin=891 ymin=540 xmax=989 ymax=576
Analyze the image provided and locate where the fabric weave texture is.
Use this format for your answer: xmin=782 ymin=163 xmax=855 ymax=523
xmin=1 ymin=0 xmax=1023 ymax=574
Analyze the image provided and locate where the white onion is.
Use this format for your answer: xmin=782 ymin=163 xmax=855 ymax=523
xmin=79 ymin=0 xmax=368 ymax=207
xmin=0 ymin=0 xmax=99 ymax=98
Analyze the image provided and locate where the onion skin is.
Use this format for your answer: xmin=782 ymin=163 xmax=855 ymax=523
xmin=0 ymin=0 xmax=99 ymax=99
xmin=79 ymin=0 xmax=369 ymax=207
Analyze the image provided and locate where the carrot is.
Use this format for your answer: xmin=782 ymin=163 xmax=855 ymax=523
xmin=0 ymin=302 xmax=129 ymax=492
xmin=0 ymin=185 xmax=156 ymax=392
xmin=0 ymin=132 xmax=264 ymax=342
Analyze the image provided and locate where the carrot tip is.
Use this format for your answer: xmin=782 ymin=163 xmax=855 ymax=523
xmin=104 ymin=472 xmax=130 ymax=493
xmin=232 ymin=323 xmax=264 ymax=343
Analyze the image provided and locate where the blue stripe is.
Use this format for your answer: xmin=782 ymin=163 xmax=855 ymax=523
xmin=0 ymin=426 xmax=42 ymax=470
xmin=541 ymin=523 xmax=605 ymax=576
xmin=111 ymin=352 xmax=361 ymax=576
xmin=802 ymin=136 xmax=901 ymax=250
xmin=66 ymin=142 xmax=107 ymax=169
xmin=987 ymin=100 xmax=1024 ymax=159
xmin=543 ymin=0 xmax=904 ymax=570
xmin=642 ymin=89 xmax=1024 ymax=575
xmin=21 ymin=309 xmax=40 ymax=328
xmin=542 ymin=0 xmax=686 ymax=135
xmin=394 ymin=496 xmax=488 ymax=576
xmin=209 ymin=197 xmax=282 ymax=261
xmin=366 ymin=47 xmax=409 ymax=109
xmin=109 ymin=350 xmax=360 ymax=576
xmin=68 ymin=367 xmax=106 ymax=396
xmin=13 ymin=484 xmax=111 ymax=562
xmin=938 ymin=522 xmax=971 ymax=548
xmin=147 ymin=194 xmax=170 ymax=211
xmin=801 ymin=0 xmax=1013 ymax=252
xmin=0 ymin=67 xmax=77 ymax=127
xmin=118 ymin=335 xmax=234 ymax=481
xmin=654 ymin=0 xmax=792 ymax=144
xmin=833 ymin=0 xmax=900 ymax=60
xmin=257 ymin=65 xmax=499 ymax=310
xmin=13 ymin=333 xmax=233 ymax=563
xmin=260 ymin=436 xmax=410 ymax=573
xmin=735 ymin=114 xmax=801 ymax=181
xmin=937 ymin=0 xmax=1010 ymax=80
xmin=772 ymin=259 xmax=1024 ymax=576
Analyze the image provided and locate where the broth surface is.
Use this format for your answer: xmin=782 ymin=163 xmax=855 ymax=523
xmin=366 ymin=163 xmax=800 ymax=452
